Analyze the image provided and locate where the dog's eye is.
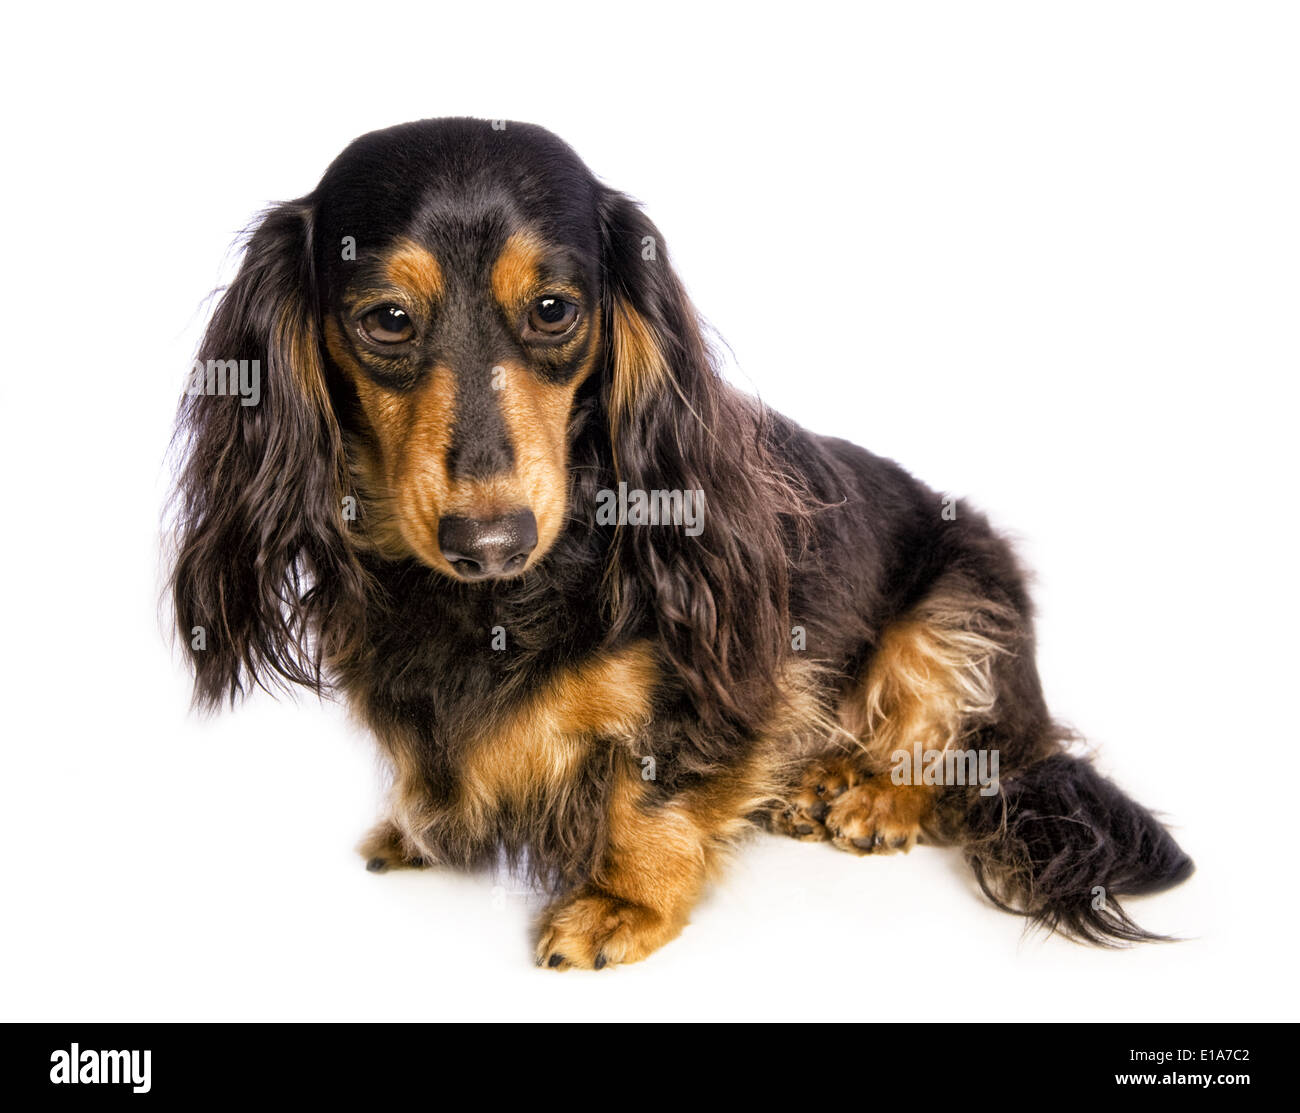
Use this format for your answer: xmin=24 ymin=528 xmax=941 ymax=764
xmin=359 ymin=305 xmax=415 ymax=345
xmin=524 ymin=296 xmax=579 ymax=340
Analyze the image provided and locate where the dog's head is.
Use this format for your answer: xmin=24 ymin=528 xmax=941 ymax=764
xmin=313 ymin=121 xmax=619 ymax=580
xmin=173 ymin=118 xmax=799 ymax=720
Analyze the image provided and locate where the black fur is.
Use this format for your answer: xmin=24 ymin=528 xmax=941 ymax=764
xmin=965 ymin=755 xmax=1195 ymax=944
xmin=170 ymin=117 xmax=1192 ymax=948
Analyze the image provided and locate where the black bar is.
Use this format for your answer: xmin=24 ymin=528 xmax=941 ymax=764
xmin=1 ymin=1022 xmax=1286 ymax=1099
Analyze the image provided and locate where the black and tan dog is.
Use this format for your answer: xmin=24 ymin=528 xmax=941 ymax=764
xmin=171 ymin=117 xmax=1192 ymax=968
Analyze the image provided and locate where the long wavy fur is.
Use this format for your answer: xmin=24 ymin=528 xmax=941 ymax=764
xmin=963 ymin=754 xmax=1195 ymax=944
xmin=168 ymin=118 xmax=1192 ymax=940
xmin=169 ymin=201 xmax=367 ymax=707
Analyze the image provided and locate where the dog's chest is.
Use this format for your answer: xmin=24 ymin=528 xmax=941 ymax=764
xmin=452 ymin=642 xmax=660 ymax=813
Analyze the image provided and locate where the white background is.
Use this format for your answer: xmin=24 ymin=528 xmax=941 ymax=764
xmin=1 ymin=1 xmax=1296 ymax=1021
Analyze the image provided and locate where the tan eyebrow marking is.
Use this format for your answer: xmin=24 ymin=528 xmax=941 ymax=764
xmin=491 ymin=230 xmax=548 ymax=309
xmin=384 ymin=239 xmax=444 ymax=301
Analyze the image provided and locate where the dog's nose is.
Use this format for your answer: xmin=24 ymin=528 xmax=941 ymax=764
xmin=437 ymin=510 xmax=538 ymax=579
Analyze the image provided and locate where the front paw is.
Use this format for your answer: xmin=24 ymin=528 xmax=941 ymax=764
xmin=535 ymin=889 xmax=678 ymax=971
xmin=358 ymin=820 xmax=431 ymax=873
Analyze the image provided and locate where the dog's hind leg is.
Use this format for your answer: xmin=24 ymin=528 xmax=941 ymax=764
xmin=771 ymin=575 xmax=1018 ymax=852
xmin=771 ymin=561 xmax=1194 ymax=942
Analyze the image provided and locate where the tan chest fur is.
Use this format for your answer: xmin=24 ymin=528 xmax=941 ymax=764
xmin=454 ymin=642 xmax=660 ymax=827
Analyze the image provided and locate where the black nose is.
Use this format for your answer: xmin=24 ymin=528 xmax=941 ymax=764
xmin=437 ymin=510 xmax=538 ymax=579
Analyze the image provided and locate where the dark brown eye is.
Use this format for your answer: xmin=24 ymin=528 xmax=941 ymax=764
xmin=524 ymin=296 xmax=579 ymax=340
xmin=359 ymin=305 xmax=414 ymax=345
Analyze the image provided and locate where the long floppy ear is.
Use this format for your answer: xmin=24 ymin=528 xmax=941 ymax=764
xmin=598 ymin=189 xmax=807 ymax=735
xmin=170 ymin=199 xmax=365 ymax=708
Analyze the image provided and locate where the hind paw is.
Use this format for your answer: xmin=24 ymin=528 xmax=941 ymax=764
xmin=825 ymin=779 xmax=930 ymax=855
xmin=770 ymin=756 xmax=860 ymax=842
xmin=772 ymin=757 xmax=931 ymax=855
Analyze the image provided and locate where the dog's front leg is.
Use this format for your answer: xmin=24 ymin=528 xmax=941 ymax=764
xmin=535 ymin=755 xmax=751 ymax=971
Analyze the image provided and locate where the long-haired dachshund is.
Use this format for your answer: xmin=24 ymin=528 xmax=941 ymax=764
xmin=171 ymin=117 xmax=1193 ymax=968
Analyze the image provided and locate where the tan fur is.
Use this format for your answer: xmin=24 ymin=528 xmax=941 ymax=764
xmin=384 ymin=239 xmax=444 ymax=302
xmin=363 ymin=656 xmax=841 ymax=971
xmin=536 ymin=657 xmax=841 ymax=969
xmin=361 ymin=651 xmax=852 ymax=968
xmin=457 ymin=641 xmax=659 ymax=830
xmin=357 ymin=819 xmax=429 ymax=872
xmin=323 ymin=231 xmax=604 ymax=573
xmin=378 ymin=726 xmax=440 ymax=867
xmin=325 ymin=313 xmax=461 ymax=568
xmin=774 ymin=756 xmax=936 ymax=854
xmin=770 ymin=589 xmax=1013 ymax=854
xmin=827 ymin=778 xmax=933 ymax=854
xmin=364 ymin=642 xmax=661 ymax=866
xmin=489 ymin=229 xmax=586 ymax=322
xmin=276 ymin=301 xmax=332 ymax=411
xmin=607 ymin=294 xmax=670 ymax=423
xmin=841 ymin=590 xmax=1012 ymax=765
xmin=493 ymin=339 xmax=595 ymax=557
xmin=490 ymin=230 xmax=548 ymax=310
xmin=535 ymin=757 xmax=766 ymax=970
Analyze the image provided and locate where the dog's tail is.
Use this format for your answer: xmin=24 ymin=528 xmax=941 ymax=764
xmin=959 ymin=753 xmax=1194 ymax=945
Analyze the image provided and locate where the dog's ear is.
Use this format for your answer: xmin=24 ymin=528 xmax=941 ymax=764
xmin=170 ymin=199 xmax=365 ymax=708
xmin=597 ymin=190 xmax=802 ymax=733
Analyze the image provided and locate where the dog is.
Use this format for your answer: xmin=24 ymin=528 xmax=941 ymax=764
xmin=170 ymin=117 xmax=1193 ymax=969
